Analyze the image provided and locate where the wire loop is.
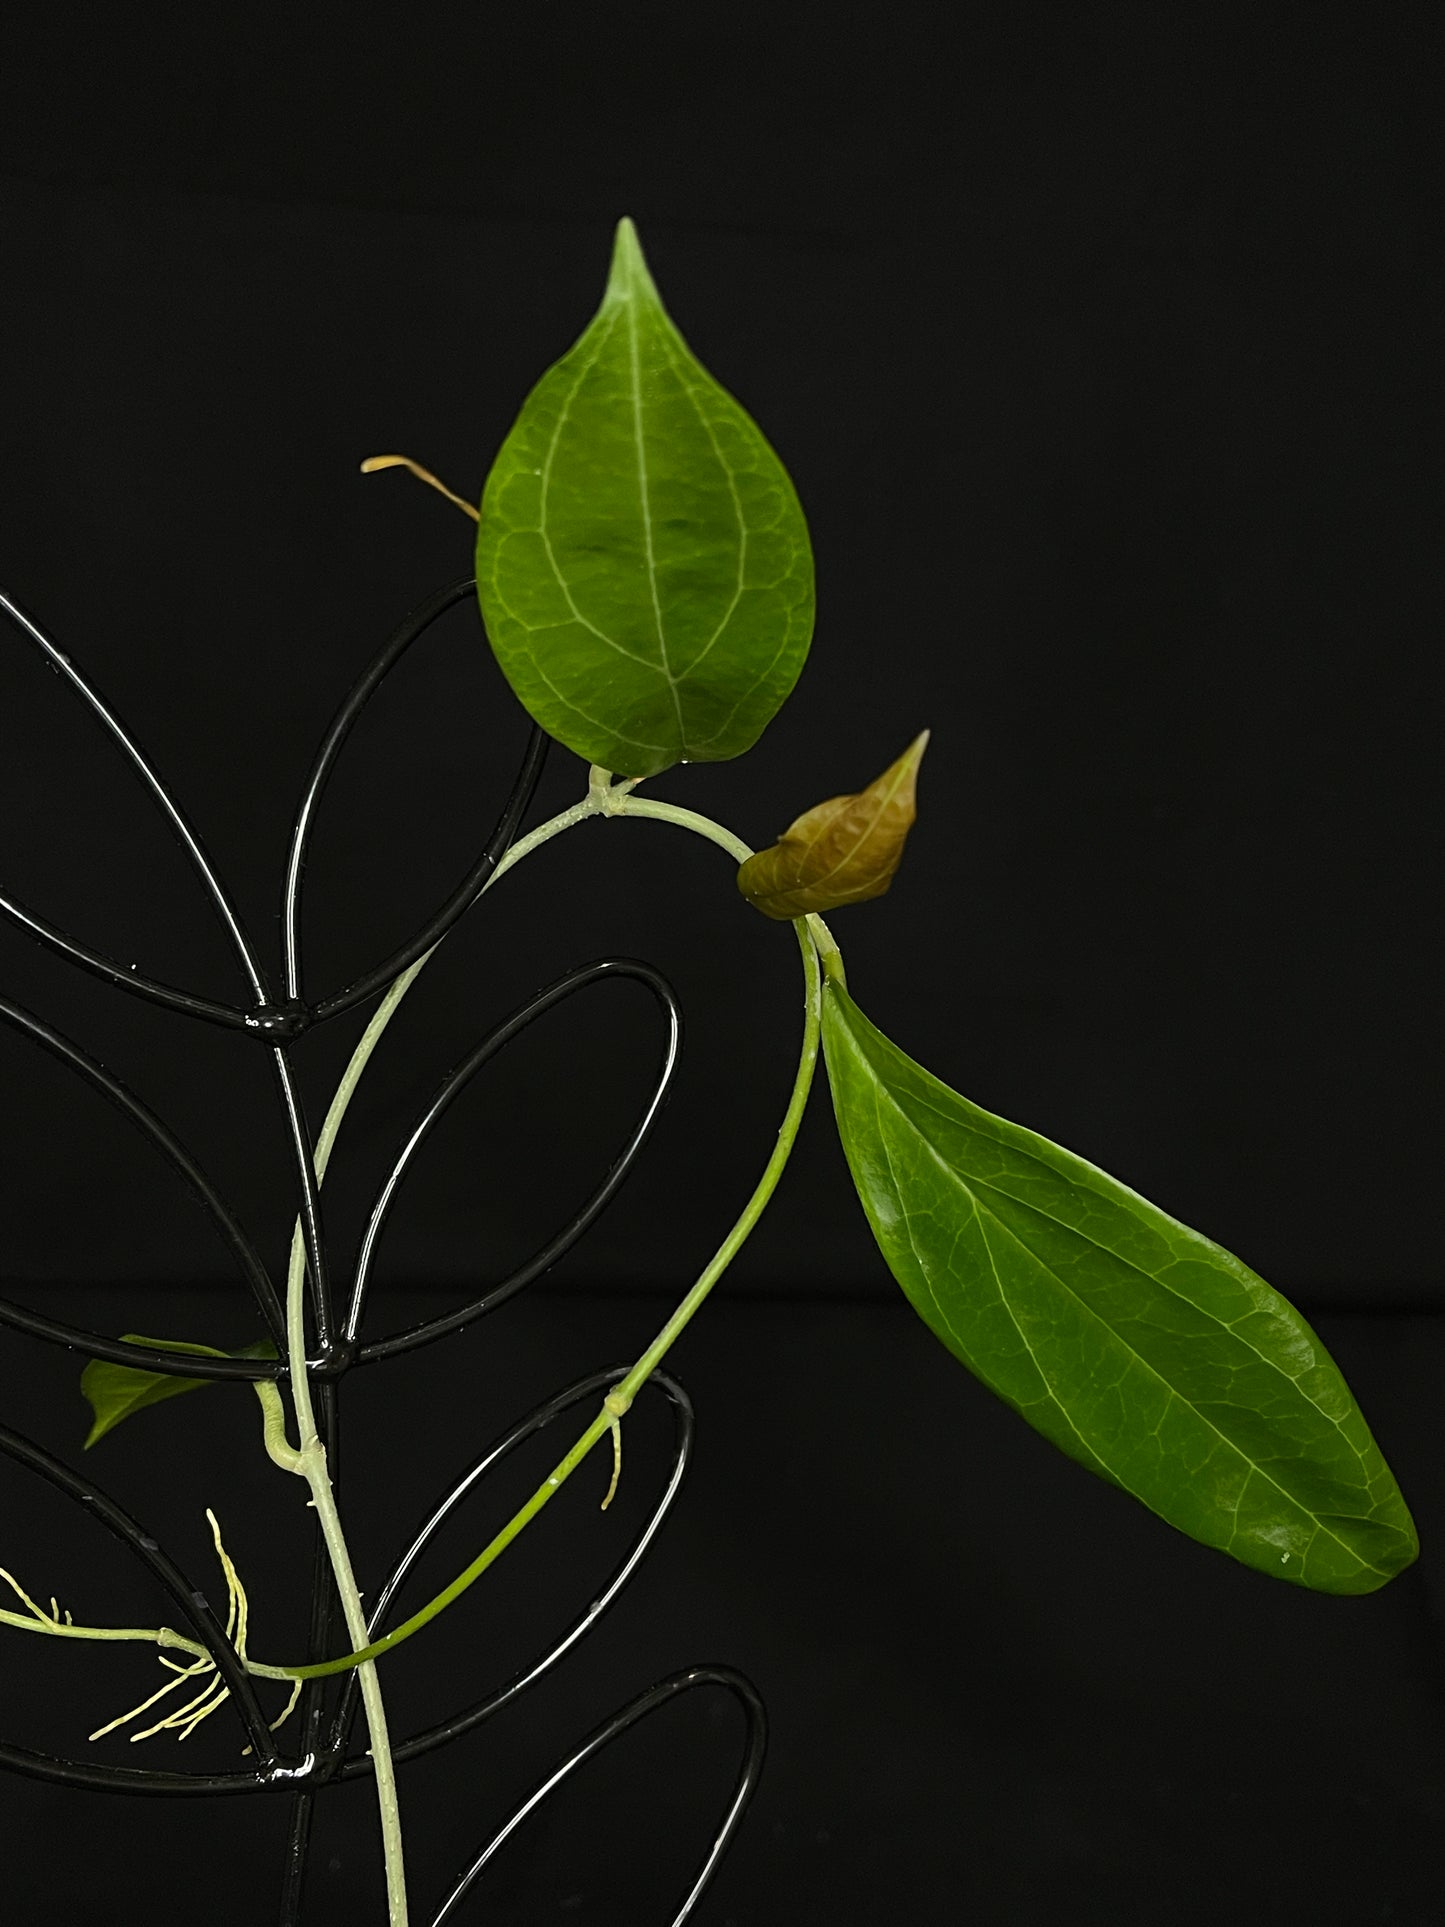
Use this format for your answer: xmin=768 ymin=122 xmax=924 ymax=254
xmin=429 ymin=1665 xmax=767 ymax=1926
xmin=0 ymin=579 xmax=762 ymax=1922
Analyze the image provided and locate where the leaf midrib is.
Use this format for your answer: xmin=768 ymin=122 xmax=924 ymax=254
xmin=897 ymin=1067 xmax=1369 ymax=1464
xmin=534 ymin=310 xmax=665 ymax=677
xmin=896 ymin=1075 xmax=1363 ymax=1456
xmin=531 ymin=288 xmax=764 ymax=759
xmin=624 ymin=290 xmax=687 ymax=747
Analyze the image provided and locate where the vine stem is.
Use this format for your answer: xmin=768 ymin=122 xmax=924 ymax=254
xmin=4 ymin=768 xmax=841 ymax=1918
xmin=278 ymin=1170 xmax=410 ymax=1921
xmin=0 ymin=789 xmax=625 ymax=1840
xmin=264 ymin=773 xmax=837 ymax=1682
xmin=265 ymin=786 xmax=608 ymax=1927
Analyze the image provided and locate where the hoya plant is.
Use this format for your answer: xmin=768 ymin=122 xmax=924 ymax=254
xmin=0 ymin=220 xmax=1416 ymax=1924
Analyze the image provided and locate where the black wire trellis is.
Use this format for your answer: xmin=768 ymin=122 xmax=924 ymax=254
xmin=0 ymin=580 xmax=766 ymax=1923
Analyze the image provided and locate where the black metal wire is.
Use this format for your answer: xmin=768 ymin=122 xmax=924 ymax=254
xmin=0 ymin=994 xmax=286 ymax=1356
xmin=349 ymin=959 xmax=682 ymax=1362
xmin=277 ymin=1380 xmax=345 ymax=1927
xmin=0 ymin=1362 xmax=697 ymax=1807
xmin=0 ymin=586 xmax=270 ymax=1019
xmin=0 ymin=1421 xmax=281 ymax=1775
xmin=0 ymin=889 xmax=253 ymax=1031
xmin=0 ymin=577 xmax=767 ymax=1920
xmin=429 ymin=1665 xmax=768 ymax=1926
xmin=0 ymin=579 xmax=548 ymax=1045
xmin=280 ymin=575 xmax=548 ymax=1025
xmin=328 ymin=1366 xmax=693 ymax=1775
xmin=269 ymin=1042 xmax=338 ymax=1354
xmin=0 ymin=1742 xmax=271 ymax=1798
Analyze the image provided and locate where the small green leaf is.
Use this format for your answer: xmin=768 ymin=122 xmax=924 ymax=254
xmin=822 ymin=985 xmax=1418 ymax=1594
xmin=476 ymin=218 xmax=815 ymax=778
xmin=737 ymin=731 xmax=928 ymax=919
xmin=81 ymin=1335 xmax=276 ymax=1449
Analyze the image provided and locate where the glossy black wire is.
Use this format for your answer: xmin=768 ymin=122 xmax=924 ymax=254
xmin=277 ymin=1382 xmax=345 ymax=1927
xmin=0 ymin=890 xmax=251 ymax=1031
xmin=269 ymin=1043 xmax=337 ymax=1353
xmin=0 ymin=586 xmax=269 ymax=1019
xmin=281 ymin=575 xmax=548 ymax=1023
xmin=0 ymin=1741 xmax=271 ymax=1798
xmin=0 ymin=578 xmax=766 ymax=1920
xmin=349 ymin=960 xmax=682 ymax=1362
xmin=263 ymin=1025 xmax=346 ymax=1902
xmin=308 ymin=714 xmax=545 ymax=1025
xmin=0 ymin=993 xmax=286 ymax=1357
xmin=429 ymin=1665 xmax=768 ymax=1927
xmin=0 ymin=580 xmax=547 ymax=1042
xmin=0 ymin=1364 xmax=695 ymax=1810
xmin=327 ymin=1366 xmax=693 ymax=1776
xmin=0 ymin=1420 xmax=280 ymax=1774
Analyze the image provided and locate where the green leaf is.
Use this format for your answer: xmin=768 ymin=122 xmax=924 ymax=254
xmin=81 ymin=1335 xmax=276 ymax=1449
xmin=476 ymin=218 xmax=815 ymax=779
xmin=821 ymin=985 xmax=1418 ymax=1594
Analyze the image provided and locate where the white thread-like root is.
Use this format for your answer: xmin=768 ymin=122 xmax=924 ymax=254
xmin=599 ymin=1388 xmax=632 ymax=1512
xmin=2 ymin=1516 xmax=300 ymax=1752
xmin=600 ymin=1418 xmax=623 ymax=1511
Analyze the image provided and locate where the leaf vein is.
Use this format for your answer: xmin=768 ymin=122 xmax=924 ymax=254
xmin=870 ymin=1075 xmax=1386 ymax=1578
xmin=535 ymin=310 xmax=669 ymax=675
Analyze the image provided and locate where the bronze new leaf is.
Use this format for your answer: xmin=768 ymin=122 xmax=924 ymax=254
xmin=736 ymin=731 xmax=929 ymax=921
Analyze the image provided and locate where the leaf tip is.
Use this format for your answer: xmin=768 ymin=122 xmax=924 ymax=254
xmin=607 ymin=216 xmax=661 ymax=307
xmin=901 ymin=727 xmax=930 ymax=784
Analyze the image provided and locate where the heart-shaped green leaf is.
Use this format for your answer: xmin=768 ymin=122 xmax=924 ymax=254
xmin=822 ymin=984 xmax=1417 ymax=1594
xmin=476 ymin=219 xmax=815 ymax=778
xmin=81 ymin=1334 xmax=276 ymax=1449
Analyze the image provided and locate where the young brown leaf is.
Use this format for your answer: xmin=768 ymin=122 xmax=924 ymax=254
xmin=736 ymin=731 xmax=929 ymax=920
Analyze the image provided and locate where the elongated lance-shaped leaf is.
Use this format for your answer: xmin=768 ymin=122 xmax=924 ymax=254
xmin=476 ymin=218 xmax=815 ymax=778
xmin=737 ymin=731 xmax=929 ymax=919
xmin=81 ymin=1335 xmax=276 ymax=1448
xmin=821 ymin=985 xmax=1417 ymax=1594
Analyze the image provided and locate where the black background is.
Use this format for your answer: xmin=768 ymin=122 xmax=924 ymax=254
xmin=0 ymin=7 xmax=1439 ymax=1923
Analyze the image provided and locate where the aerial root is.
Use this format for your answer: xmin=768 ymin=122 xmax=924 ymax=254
xmin=0 ymin=1564 xmax=67 ymax=1630
xmin=4 ymin=1522 xmax=299 ymax=1751
xmin=601 ymin=1417 xmax=623 ymax=1511
xmin=359 ymin=453 xmax=480 ymax=521
xmin=89 ymin=1507 xmax=290 ymax=1748
xmin=599 ymin=1388 xmax=633 ymax=1512
xmin=12 ymin=1509 xmax=304 ymax=1753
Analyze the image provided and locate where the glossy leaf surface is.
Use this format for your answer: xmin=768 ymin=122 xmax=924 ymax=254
xmin=737 ymin=731 xmax=928 ymax=919
xmin=81 ymin=1335 xmax=275 ymax=1448
xmin=476 ymin=219 xmax=815 ymax=778
xmin=822 ymin=985 xmax=1417 ymax=1594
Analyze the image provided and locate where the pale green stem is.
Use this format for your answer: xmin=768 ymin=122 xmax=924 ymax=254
xmin=0 ymin=1608 xmax=206 ymax=1658
xmin=0 ymin=1600 xmax=297 ymax=1684
xmin=302 ymin=791 xmax=607 ymax=1188
xmin=265 ymin=779 xmax=832 ymax=1682
xmin=262 ymin=785 xmax=618 ymax=1927
xmin=279 ymin=1189 xmax=410 ymax=1922
xmin=4 ymin=777 xmax=842 ymax=1745
xmin=612 ymin=792 xmax=844 ymax=984
xmin=0 ymin=788 xmax=636 ymax=1726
